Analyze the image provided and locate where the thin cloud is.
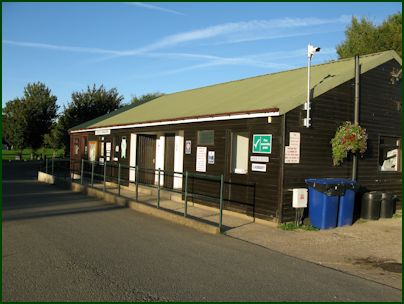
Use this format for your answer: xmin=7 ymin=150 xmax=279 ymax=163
xmin=2 ymin=40 xmax=123 ymax=55
xmin=126 ymin=2 xmax=185 ymax=16
xmin=128 ymin=49 xmax=312 ymax=80
xmin=4 ymin=16 xmax=348 ymax=63
xmin=93 ymin=15 xmax=350 ymax=61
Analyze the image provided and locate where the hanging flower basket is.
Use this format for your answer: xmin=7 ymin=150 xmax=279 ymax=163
xmin=330 ymin=121 xmax=368 ymax=166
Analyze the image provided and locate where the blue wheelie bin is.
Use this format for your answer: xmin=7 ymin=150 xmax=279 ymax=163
xmin=337 ymin=179 xmax=358 ymax=227
xmin=305 ymin=178 xmax=346 ymax=230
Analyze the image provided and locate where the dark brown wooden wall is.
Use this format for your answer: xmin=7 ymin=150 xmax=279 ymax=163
xmin=71 ymin=118 xmax=283 ymax=220
xmin=281 ymin=59 xmax=402 ymax=222
xmin=356 ymin=60 xmax=402 ymax=200
xmin=180 ymin=118 xmax=282 ymax=220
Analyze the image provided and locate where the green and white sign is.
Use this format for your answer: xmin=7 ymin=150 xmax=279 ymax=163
xmin=252 ymin=134 xmax=272 ymax=154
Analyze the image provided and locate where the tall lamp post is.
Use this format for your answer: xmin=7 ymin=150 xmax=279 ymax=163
xmin=304 ymin=43 xmax=321 ymax=128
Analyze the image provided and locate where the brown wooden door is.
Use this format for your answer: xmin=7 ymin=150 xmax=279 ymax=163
xmin=136 ymin=135 xmax=157 ymax=185
xmin=164 ymin=134 xmax=175 ymax=189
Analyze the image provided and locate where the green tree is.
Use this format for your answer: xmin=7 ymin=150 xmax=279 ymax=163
xmin=3 ymin=98 xmax=27 ymax=151
xmin=2 ymin=113 xmax=10 ymax=146
xmin=131 ymin=92 xmax=164 ymax=105
xmin=378 ymin=12 xmax=402 ymax=56
xmin=23 ymin=82 xmax=58 ymax=149
xmin=57 ymin=84 xmax=124 ymax=152
xmin=43 ymin=122 xmax=64 ymax=156
xmin=2 ymin=82 xmax=58 ymax=151
xmin=337 ymin=12 xmax=402 ymax=58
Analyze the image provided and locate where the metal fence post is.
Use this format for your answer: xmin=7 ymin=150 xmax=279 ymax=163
xmin=118 ymin=163 xmax=121 ymax=196
xmin=45 ymin=158 xmax=48 ymax=174
xmin=91 ymin=161 xmax=94 ymax=187
xmin=51 ymin=157 xmax=55 ymax=176
xmin=80 ymin=159 xmax=84 ymax=185
xmin=103 ymin=162 xmax=107 ymax=192
xmin=219 ymin=174 xmax=224 ymax=232
xmin=157 ymin=168 xmax=161 ymax=208
xmin=135 ymin=166 xmax=139 ymax=201
xmin=184 ymin=171 xmax=188 ymax=217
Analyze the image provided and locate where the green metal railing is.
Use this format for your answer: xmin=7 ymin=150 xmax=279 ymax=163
xmin=47 ymin=158 xmax=256 ymax=232
xmin=69 ymin=159 xmax=226 ymax=230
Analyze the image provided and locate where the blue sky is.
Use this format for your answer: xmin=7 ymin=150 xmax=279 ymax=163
xmin=2 ymin=2 xmax=402 ymax=110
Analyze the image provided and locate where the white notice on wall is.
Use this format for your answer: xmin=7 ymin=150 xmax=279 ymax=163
xmin=252 ymin=163 xmax=267 ymax=172
xmin=95 ymin=129 xmax=111 ymax=135
xmin=285 ymin=132 xmax=301 ymax=164
xmin=289 ymin=132 xmax=300 ymax=147
xmin=208 ymin=151 xmax=215 ymax=164
xmin=250 ymin=156 xmax=269 ymax=163
xmin=196 ymin=147 xmax=207 ymax=172
xmin=106 ymin=142 xmax=112 ymax=158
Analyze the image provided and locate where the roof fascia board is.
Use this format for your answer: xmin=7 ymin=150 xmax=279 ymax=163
xmin=70 ymin=111 xmax=280 ymax=134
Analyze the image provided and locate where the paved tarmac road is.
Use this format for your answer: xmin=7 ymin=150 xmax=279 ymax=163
xmin=2 ymin=162 xmax=402 ymax=301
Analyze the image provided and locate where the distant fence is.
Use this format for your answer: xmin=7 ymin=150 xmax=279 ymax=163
xmin=2 ymin=150 xmax=65 ymax=161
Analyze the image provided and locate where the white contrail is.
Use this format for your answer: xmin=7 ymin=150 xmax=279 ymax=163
xmin=126 ymin=2 xmax=185 ymax=16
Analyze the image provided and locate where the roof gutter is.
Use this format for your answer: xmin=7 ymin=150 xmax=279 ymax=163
xmin=70 ymin=108 xmax=280 ymax=134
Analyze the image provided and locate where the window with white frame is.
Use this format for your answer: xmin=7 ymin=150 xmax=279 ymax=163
xmin=379 ymin=136 xmax=401 ymax=172
xmin=231 ymin=132 xmax=249 ymax=174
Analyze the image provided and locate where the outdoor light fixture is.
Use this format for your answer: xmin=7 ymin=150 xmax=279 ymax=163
xmin=304 ymin=43 xmax=320 ymax=128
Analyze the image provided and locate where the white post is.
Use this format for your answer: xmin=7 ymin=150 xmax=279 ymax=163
xmin=173 ymin=131 xmax=184 ymax=189
xmin=155 ymin=134 xmax=165 ymax=185
xmin=306 ymin=56 xmax=311 ymax=128
xmin=129 ymin=134 xmax=137 ymax=182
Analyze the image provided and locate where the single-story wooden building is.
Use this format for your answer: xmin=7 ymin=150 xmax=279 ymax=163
xmin=69 ymin=50 xmax=402 ymax=222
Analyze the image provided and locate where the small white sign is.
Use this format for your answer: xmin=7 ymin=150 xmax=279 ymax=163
xmin=196 ymin=147 xmax=207 ymax=172
xmin=250 ymin=156 xmax=269 ymax=163
xmin=121 ymin=137 xmax=127 ymax=159
xmin=208 ymin=151 xmax=215 ymax=164
xmin=106 ymin=142 xmax=111 ymax=152
xmin=251 ymin=163 xmax=267 ymax=172
xmin=95 ymin=129 xmax=111 ymax=135
xmin=185 ymin=140 xmax=192 ymax=154
xmin=285 ymin=132 xmax=301 ymax=164
xmin=285 ymin=146 xmax=300 ymax=163
xmin=289 ymin=132 xmax=300 ymax=146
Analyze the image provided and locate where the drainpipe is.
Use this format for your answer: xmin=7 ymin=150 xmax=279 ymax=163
xmin=352 ymin=55 xmax=360 ymax=181
xmin=277 ymin=115 xmax=286 ymax=223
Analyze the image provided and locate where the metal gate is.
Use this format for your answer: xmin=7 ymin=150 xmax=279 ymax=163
xmin=136 ymin=134 xmax=157 ymax=185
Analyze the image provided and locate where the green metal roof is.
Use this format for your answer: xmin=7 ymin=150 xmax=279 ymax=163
xmin=71 ymin=50 xmax=401 ymax=132
xmin=68 ymin=102 xmax=138 ymax=131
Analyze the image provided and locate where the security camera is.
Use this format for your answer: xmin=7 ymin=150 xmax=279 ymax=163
xmin=307 ymin=44 xmax=321 ymax=58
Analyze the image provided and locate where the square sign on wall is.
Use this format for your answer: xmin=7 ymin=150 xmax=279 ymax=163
xmin=252 ymin=134 xmax=272 ymax=154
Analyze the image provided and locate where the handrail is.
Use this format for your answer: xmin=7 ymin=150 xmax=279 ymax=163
xmin=49 ymin=158 xmax=257 ymax=231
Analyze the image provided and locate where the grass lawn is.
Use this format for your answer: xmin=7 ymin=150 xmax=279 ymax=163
xmin=2 ymin=148 xmax=65 ymax=161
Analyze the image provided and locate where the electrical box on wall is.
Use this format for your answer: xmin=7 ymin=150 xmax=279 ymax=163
xmin=292 ymin=188 xmax=308 ymax=208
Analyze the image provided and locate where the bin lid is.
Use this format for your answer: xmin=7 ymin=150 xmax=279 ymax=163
xmin=305 ymin=178 xmax=345 ymax=185
xmin=305 ymin=178 xmax=359 ymax=190
xmin=381 ymin=192 xmax=393 ymax=199
xmin=363 ymin=191 xmax=383 ymax=199
xmin=305 ymin=178 xmax=346 ymax=196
